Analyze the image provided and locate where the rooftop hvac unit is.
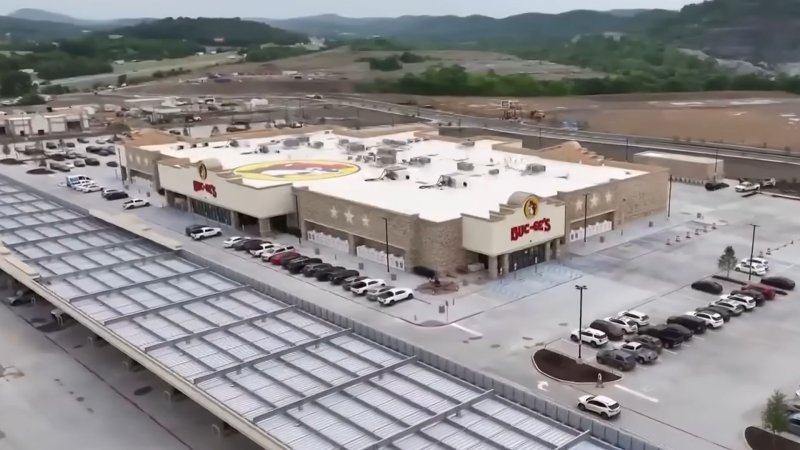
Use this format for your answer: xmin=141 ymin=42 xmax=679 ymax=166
xmin=456 ymin=161 xmax=474 ymax=171
xmin=257 ymin=144 xmax=270 ymax=153
xmin=310 ymin=141 xmax=324 ymax=149
xmin=488 ymin=168 xmax=500 ymax=175
xmin=283 ymin=138 xmax=300 ymax=148
xmin=460 ymin=140 xmax=476 ymax=147
xmin=378 ymin=154 xmax=397 ymax=165
xmin=297 ymin=136 xmax=310 ymax=143
xmin=409 ymin=156 xmax=431 ymax=166
xmin=347 ymin=143 xmax=365 ymax=152
xmin=382 ymin=138 xmax=406 ymax=147
xmin=338 ymin=138 xmax=350 ymax=146
xmin=523 ymin=163 xmax=546 ymax=174
xmin=376 ymin=147 xmax=398 ymax=156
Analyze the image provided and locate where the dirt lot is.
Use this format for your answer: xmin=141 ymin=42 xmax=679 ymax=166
xmin=411 ymin=91 xmax=800 ymax=150
xmin=195 ymin=47 xmax=601 ymax=81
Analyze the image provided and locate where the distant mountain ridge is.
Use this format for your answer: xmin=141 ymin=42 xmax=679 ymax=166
xmin=7 ymin=8 xmax=151 ymax=29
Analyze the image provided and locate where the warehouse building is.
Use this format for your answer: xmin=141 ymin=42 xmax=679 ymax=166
xmin=123 ymin=125 xmax=669 ymax=278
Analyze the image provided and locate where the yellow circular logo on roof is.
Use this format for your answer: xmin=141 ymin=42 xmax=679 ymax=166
xmin=523 ymin=196 xmax=540 ymax=219
xmin=233 ymin=160 xmax=361 ymax=182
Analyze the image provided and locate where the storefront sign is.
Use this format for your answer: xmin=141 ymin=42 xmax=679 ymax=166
xmin=510 ymin=218 xmax=552 ymax=241
xmin=193 ymin=180 xmax=217 ymax=198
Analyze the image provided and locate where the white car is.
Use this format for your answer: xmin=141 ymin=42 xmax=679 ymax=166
xmin=734 ymin=181 xmax=759 ymax=192
xmin=761 ymin=178 xmax=777 ymax=188
xmin=249 ymin=243 xmax=277 ymax=257
xmin=686 ymin=311 xmax=724 ymax=329
xmin=75 ymin=183 xmax=97 ymax=192
xmin=719 ymin=294 xmax=756 ymax=311
xmin=375 ymin=288 xmax=414 ymax=306
xmin=122 ymin=198 xmax=149 ymax=210
xmin=605 ymin=316 xmax=639 ymax=334
xmin=190 ymin=227 xmax=222 ymax=240
xmin=84 ymin=184 xmax=102 ymax=193
xmin=223 ymin=236 xmax=246 ymax=248
xmin=735 ymin=262 xmax=766 ymax=276
xmin=578 ymin=395 xmax=621 ymax=419
xmin=569 ymin=327 xmax=608 ymax=348
xmin=711 ymin=299 xmax=745 ymax=315
xmin=71 ymin=180 xmax=93 ymax=190
xmin=350 ymin=278 xmax=386 ymax=295
xmin=616 ymin=310 xmax=650 ymax=327
xmin=741 ymin=257 xmax=769 ymax=270
xmin=260 ymin=245 xmax=295 ymax=261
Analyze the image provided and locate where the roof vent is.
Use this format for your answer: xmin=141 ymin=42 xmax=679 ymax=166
xmin=378 ymin=154 xmax=397 ymax=165
xmin=456 ymin=161 xmax=474 ymax=171
xmin=297 ymin=136 xmax=310 ymax=143
xmin=523 ymin=163 xmax=546 ymax=174
xmin=488 ymin=168 xmax=500 ymax=175
xmin=382 ymin=138 xmax=406 ymax=146
xmin=310 ymin=141 xmax=324 ymax=149
xmin=338 ymin=138 xmax=350 ymax=146
xmin=409 ymin=156 xmax=431 ymax=166
xmin=376 ymin=147 xmax=399 ymax=156
xmin=283 ymin=138 xmax=300 ymax=148
xmin=460 ymin=139 xmax=475 ymax=147
xmin=347 ymin=142 xmax=365 ymax=152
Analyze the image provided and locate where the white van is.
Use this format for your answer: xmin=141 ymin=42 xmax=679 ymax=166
xmin=65 ymin=175 xmax=92 ymax=187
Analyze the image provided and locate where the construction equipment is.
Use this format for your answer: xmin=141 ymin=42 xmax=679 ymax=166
xmin=529 ymin=110 xmax=546 ymax=121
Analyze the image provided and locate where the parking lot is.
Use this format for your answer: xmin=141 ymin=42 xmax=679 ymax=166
xmin=3 ymin=154 xmax=800 ymax=450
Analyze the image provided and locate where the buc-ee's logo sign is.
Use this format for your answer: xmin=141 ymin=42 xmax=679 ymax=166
xmin=510 ymin=195 xmax=552 ymax=241
xmin=193 ymin=162 xmax=218 ymax=197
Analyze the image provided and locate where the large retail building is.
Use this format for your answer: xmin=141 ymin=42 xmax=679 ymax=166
xmin=122 ymin=124 xmax=669 ymax=278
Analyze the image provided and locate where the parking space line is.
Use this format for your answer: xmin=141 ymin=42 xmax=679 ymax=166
xmin=692 ymin=336 xmax=706 ymax=341
xmin=450 ymin=323 xmax=483 ymax=337
xmin=614 ymin=384 xmax=660 ymax=403
xmin=662 ymin=349 xmax=678 ymax=355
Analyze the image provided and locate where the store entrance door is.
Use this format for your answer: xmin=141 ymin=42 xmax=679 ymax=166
xmin=508 ymin=244 xmax=544 ymax=273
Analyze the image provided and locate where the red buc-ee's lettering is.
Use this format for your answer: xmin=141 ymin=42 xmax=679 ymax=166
xmin=510 ymin=218 xmax=552 ymax=241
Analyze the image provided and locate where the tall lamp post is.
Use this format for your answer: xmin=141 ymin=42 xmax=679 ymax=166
xmin=382 ymin=217 xmax=390 ymax=273
xmin=582 ymin=193 xmax=589 ymax=243
xmin=748 ymin=224 xmax=760 ymax=281
xmin=667 ymin=175 xmax=673 ymax=219
xmin=575 ymin=284 xmax=588 ymax=359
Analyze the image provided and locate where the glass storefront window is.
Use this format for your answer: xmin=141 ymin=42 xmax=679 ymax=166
xmin=190 ymin=199 xmax=232 ymax=226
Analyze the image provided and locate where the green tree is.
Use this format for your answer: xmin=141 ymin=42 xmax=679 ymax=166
xmin=0 ymin=70 xmax=33 ymax=97
xmin=15 ymin=93 xmax=46 ymax=106
xmin=2 ymin=144 xmax=10 ymax=156
xmin=117 ymin=74 xmax=128 ymax=86
xmin=762 ymin=390 xmax=789 ymax=446
xmin=718 ymin=246 xmax=738 ymax=278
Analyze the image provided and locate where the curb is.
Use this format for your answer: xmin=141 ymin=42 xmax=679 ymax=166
xmin=531 ymin=348 xmax=622 ymax=385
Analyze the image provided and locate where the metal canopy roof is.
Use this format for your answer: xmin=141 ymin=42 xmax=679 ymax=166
xmin=0 ymin=179 xmax=614 ymax=450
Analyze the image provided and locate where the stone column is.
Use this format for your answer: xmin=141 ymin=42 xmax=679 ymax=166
xmin=258 ymin=218 xmax=272 ymax=237
xmin=230 ymin=210 xmax=240 ymax=229
xmin=488 ymin=256 xmax=499 ymax=279
xmin=544 ymin=242 xmax=552 ymax=261
xmin=551 ymin=239 xmax=560 ymax=259
xmin=501 ymin=253 xmax=510 ymax=275
xmin=347 ymin=234 xmax=357 ymax=255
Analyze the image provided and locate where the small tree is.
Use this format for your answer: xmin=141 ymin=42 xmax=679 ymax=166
xmin=762 ymin=390 xmax=789 ymax=446
xmin=2 ymin=144 xmax=10 ymax=157
xmin=718 ymin=246 xmax=737 ymax=278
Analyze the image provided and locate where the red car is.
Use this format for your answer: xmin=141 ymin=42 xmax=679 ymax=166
xmin=271 ymin=252 xmax=301 ymax=265
xmin=744 ymin=283 xmax=776 ymax=300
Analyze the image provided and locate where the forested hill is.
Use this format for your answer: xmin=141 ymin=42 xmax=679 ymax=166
xmin=114 ymin=17 xmax=306 ymax=47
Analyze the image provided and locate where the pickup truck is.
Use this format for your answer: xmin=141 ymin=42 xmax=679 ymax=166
xmin=619 ymin=341 xmax=659 ymax=364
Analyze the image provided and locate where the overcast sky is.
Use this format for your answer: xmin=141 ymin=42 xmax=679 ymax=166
xmin=2 ymin=0 xmax=700 ymax=20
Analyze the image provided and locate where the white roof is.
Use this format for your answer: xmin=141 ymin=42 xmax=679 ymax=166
xmin=636 ymin=150 xmax=717 ymax=164
xmin=149 ymin=130 xmax=645 ymax=222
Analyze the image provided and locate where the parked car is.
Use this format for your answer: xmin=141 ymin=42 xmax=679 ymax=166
xmin=366 ymin=285 xmax=393 ymax=301
xmin=761 ymin=276 xmax=795 ymax=291
xmin=719 ymin=293 xmax=756 ymax=311
xmin=303 ymin=263 xmax=332 ymax=277
xmin=578 ymin=395 xmax=621 ymax=419
xmin=122 ymin=198 xmax=149 ymax=210
xmin=342 ymin=276 xmax=369 ymax=291
xmin=667 ymin=315 xmax=708 ymax=334
xmin=375 ymin=288 xmax=414 ymax=306
xmin=696 ymin=305 xmax=732 ymax=322
xmin=86 ymin=145 xmax=101 ymax=154
xmin=72 ymin=159 xmax=85 ymax=167
xmin=185 ymin=224 xmax=205 ymax=236
xmin=104 ymin=190 xmax=129 ymax=200
xmin=330 ymin=270 xmax=360 ymax=285
xmin=314 ymin=265 xmax=346 ymax=281
xmin=190 ymin=227 xmax=222 ymax=240
xmin=287 ymin=257 xmax=322 ymax=273
xmin=688 ymin=310 xmax=725 ymax=328
xmin=731 ymin=289 xmax=766 ymax=305
xmin=223 ymin=236 xmax=246 ymax=248
xmin=619 ymin=341 xmax=658 ymax=364
xmin=605 ymin=316 xmax=639 ymax=334
xmin=80 ymin=184 xmax=101 ymax=193
xmin=735 ymin=262 xmax=767 ymax=276
xmin=234 ymin=239 xmax=263 ymax=252
xmin=744 ymin=283 xmax=776 ymax=299
xmin=596 ymin=349 xmax=637 ymax=371
xmin=351 ymin=279 xmax=386 ymax=295
xmin=788 ymin=413 xmax=800 ymax=437
xmin=638 ymin=325 xmax=684 ymax=349
xmin=710 ymin=299 xmax=745 ymax=316
xmin=271 ymin=252 xmax=301 ymax=266
xmin=261 ymin=245 xmax=296 ymax=262
xmin=84 ymin=157 xmax=100 ymax=166
xmin=45 ymin=142 xmax=58 ymax=149
xmin=249 ymin=243 xmax=276 ymax=257
xmin=760 ymin=178 xmax=777 ymax=188
xmin=589 ymin=319 xmax=625 ymax=341
xmin=95 ymin=138 xmax=108 ymax=144
xmin=77 ymin=138 xmax=90 ymax=144
xmin=691 ymin=280 xmax=724 ymax=294
xmin=616 ymin=310 xmax=650 ymax=327
xmin=570 ymin=328 xmax=609 ymax=348
xmin=741 ymin=257 xmax=769 ymax=270
xmin=6 ymin=289 xmax=34 ymax=306
xmin=65 ymin=142 xmax=76 ymax=148
xmin=624 ymin=334 xmax=663 ymax=354
xmin=734 ymin=181 xmax=759 ymax=192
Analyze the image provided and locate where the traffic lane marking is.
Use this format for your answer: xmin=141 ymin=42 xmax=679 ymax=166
xmin=450 ymin=322 xmax=483 ymax=337
xmin=614 ymin=384 xmax=660 ymax=403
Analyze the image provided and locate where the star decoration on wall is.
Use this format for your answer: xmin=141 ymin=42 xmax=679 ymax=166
xmin=589 ymin=194 xmax=599 ymax=208
xmin=574 ymin=198 xmax=584 ymax=213
xmin=605 ymin=191 xmax=614 ymax=204
xmin=344 ymin=209 xmax=354 ymax=224
xmin=330 ymin=206 xmax=338 ymax=219
xmin=362 ymin=215 xmax=370 ymax=227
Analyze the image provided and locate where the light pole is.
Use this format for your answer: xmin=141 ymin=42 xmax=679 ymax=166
xmin=582 ymin=193 xmax=589 ymax=243
xmin=294 ymin=194 xmax=302 ymax=245
xmin=748 ymin=224 xmax=760 ymax=281
xmin=382 ymin=217 xmax=390 ymax=273
xmin=667 ymin=175 xmax=673 ymax=218
xmin=714 ymin=148 xmax=719 ymax=181
xmin=575 ymin=285 xmax=588 ymax=359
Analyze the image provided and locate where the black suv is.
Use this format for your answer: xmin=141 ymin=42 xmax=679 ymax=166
xmin=731 ymin=289 xmax=765 ymax=306
xmin=303 ymin=263 xmax=332 ymax=277
xmin=315 ymin=266 xmax=346 ymax=281
xmin=288 ymin=258 xmax=322 ymax=274
xmin=185 ymin=224 xmax=205 ymax=236
xmin=589 ymin=319 xmax=625 ymax=341
xmin=638 ymin=324 xmax=688 ymax=349
xmin=596 ymin=349 xmax=637 ymax=371
xmin=667 ymin=315 xmax=707 ymax=334
xmin=342 ymin=276 xmax=369 ymax=291
xmin=331 ymin=270 xmax=360 ymax=285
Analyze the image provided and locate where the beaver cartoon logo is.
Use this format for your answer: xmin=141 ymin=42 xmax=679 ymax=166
xmin=233 ymin=160 xmax=360 ymax=182
xmin=197 ymin=163 xmax=208 ymax=181
xmin=523 ymin=196 xmax=539 ymax=219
